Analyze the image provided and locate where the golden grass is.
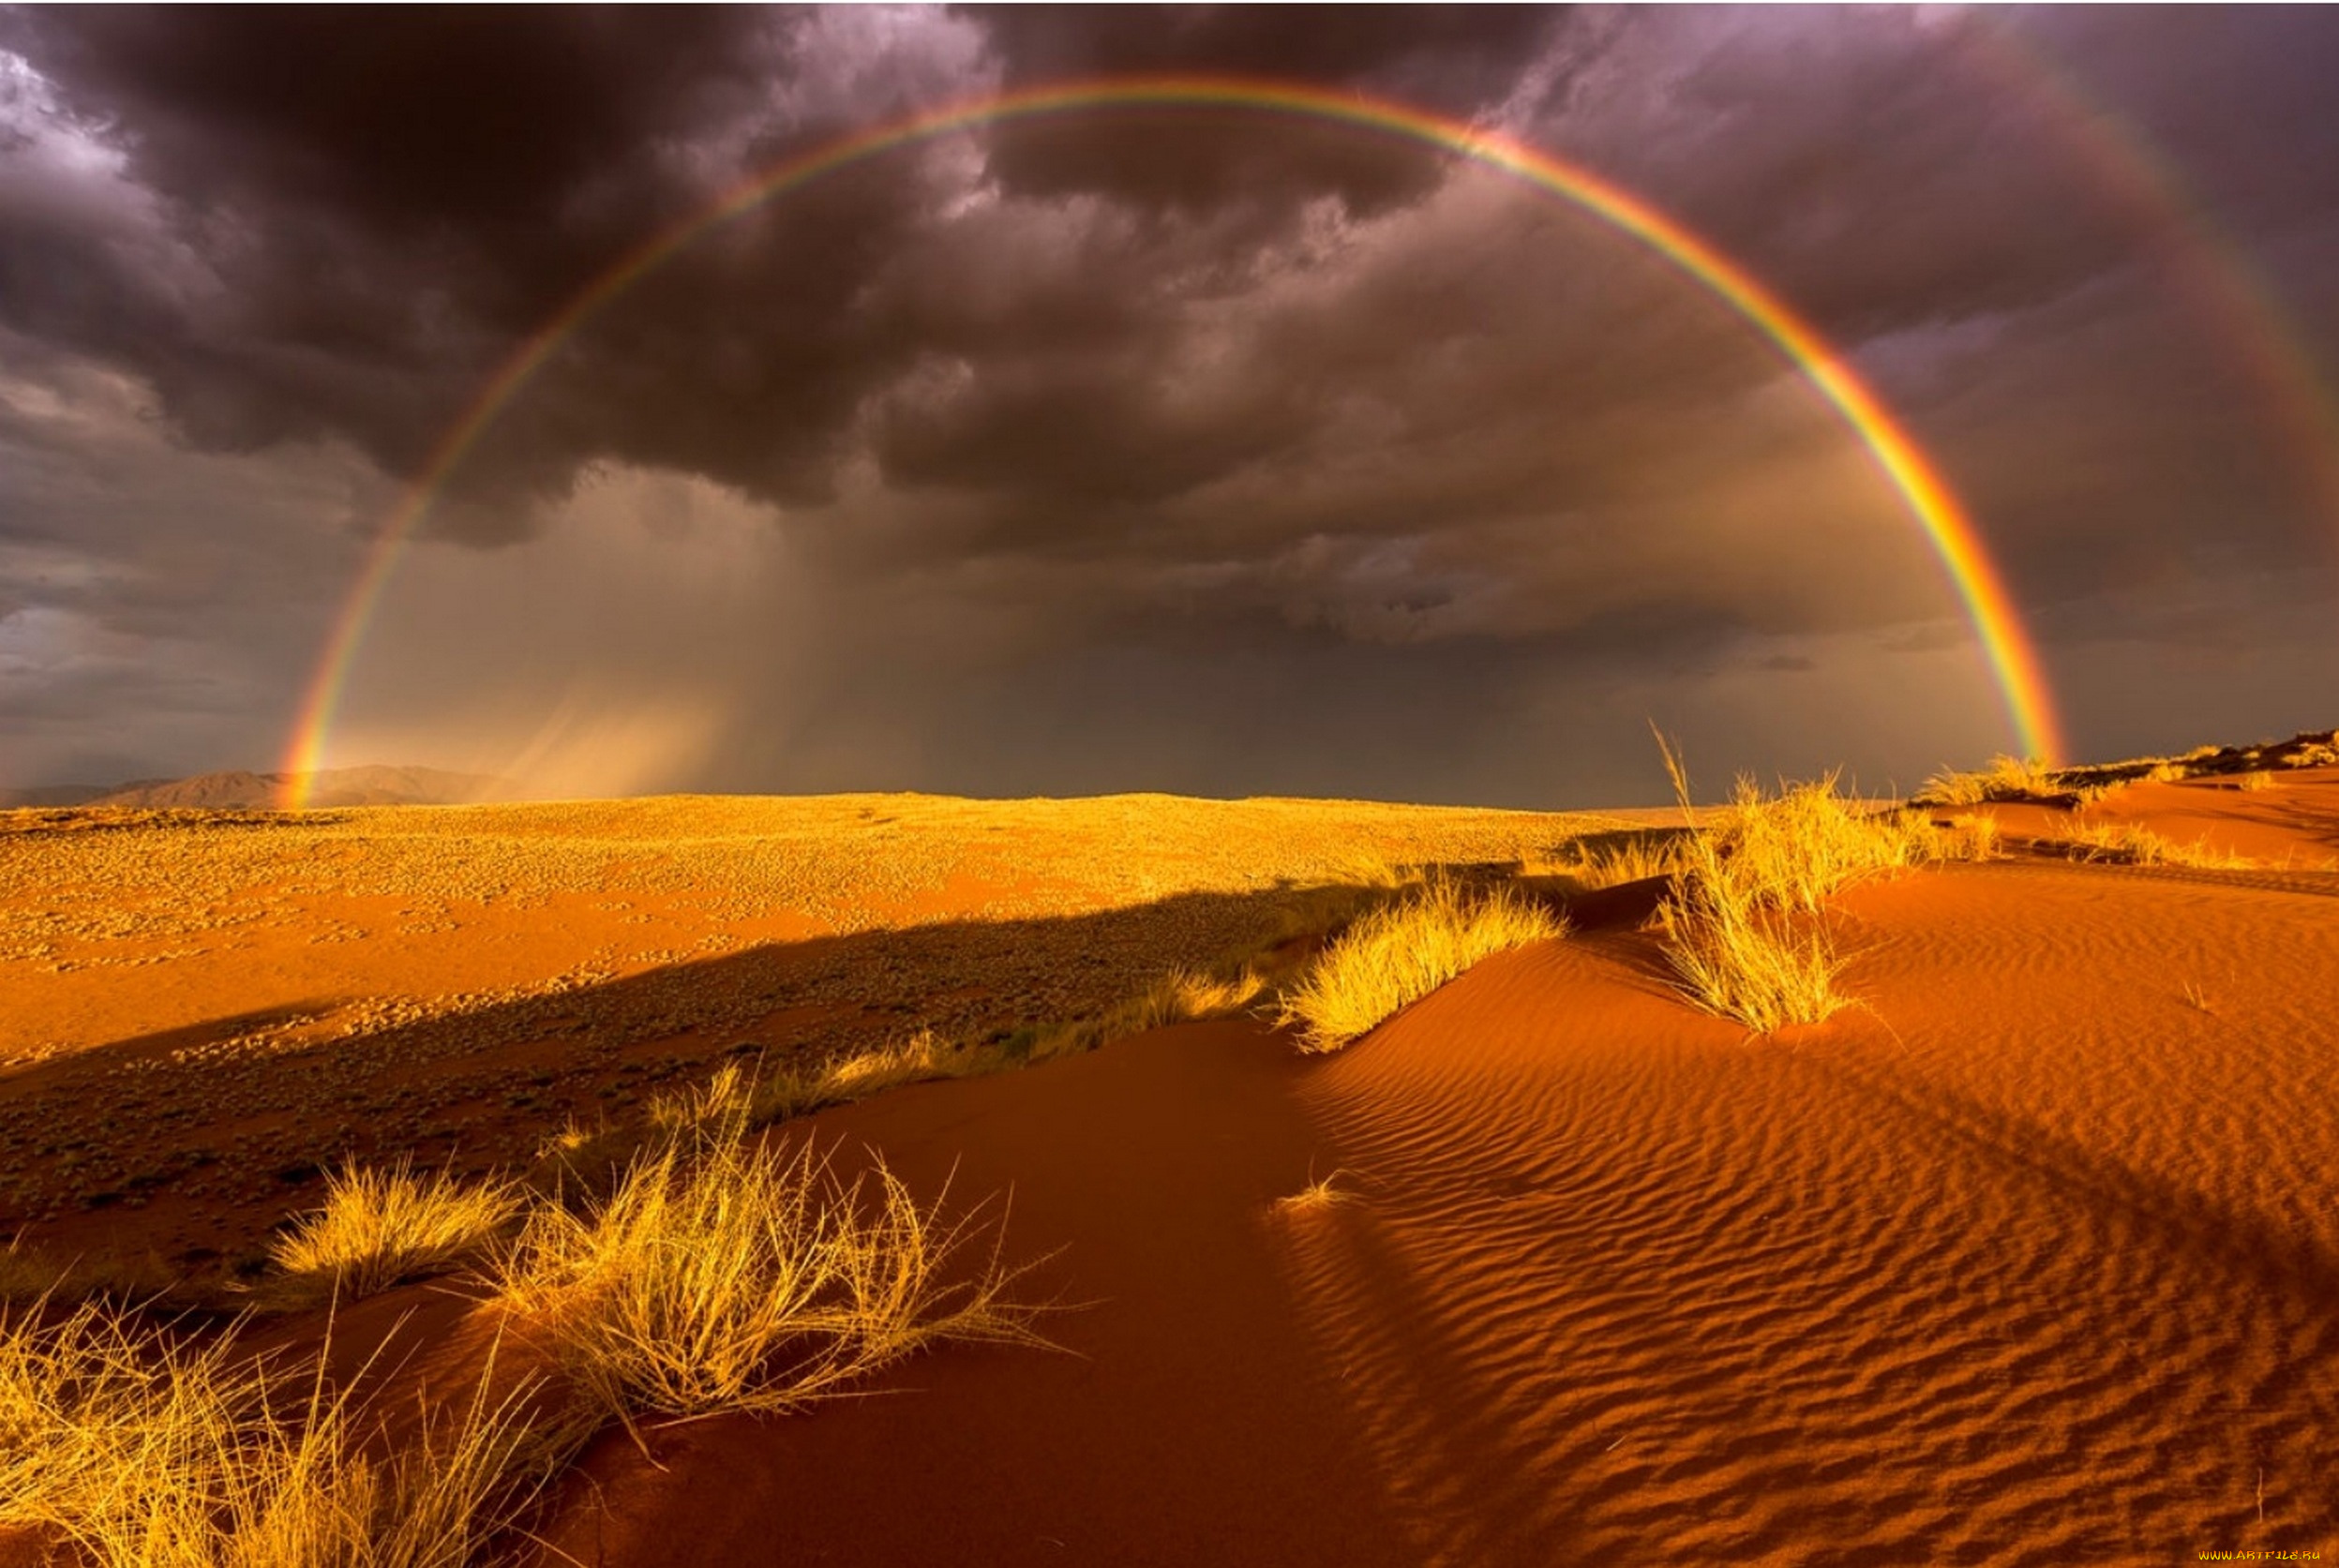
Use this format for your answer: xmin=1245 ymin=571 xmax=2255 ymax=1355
xmin=685 ymin=1030 xmax=990 ymax=1127
xmin=9 ymin=1121 xmax=1047 ymax=1559
xmin=1271 ymin=1170 xmax=1351 ymax=1215
xmin=494 ymin=1127 xmax=1046 ymax=1425
xmin=1275 ymin=876 xmax=1566 ymax=1053
xmin=1018 ymin=963 xmax=1274 ymax=1061
xmin=1919 ymin=754 xmax=2068 ymax=806
xmin=1716 ymin=773 xmax=1992 ymax=916
xmin=541 ymin=1029 xmax=994 ymax=1190
xmin=1657 ymin=844 xmax=1853 ymax=1034
xmin=2043 ymin=821 xmax=2257 ymax=870
xmin=0 ymin=1240 xmax=63 ymax=1304
xmin=1538 ymin=830 xmax=1692 ymax=890
xmin=546 ymin=958 xmax=1281 ymax=1189
xmin=1920 ymin=728 xmax=2339 ymax=808
xmin=0 ymin=1300 xmax=564 ymax=1566
xmin=267 ymin=1163 xmax=523 ymax=1302
xmin=1653 ymin=740 xmax=1995 ymax=1032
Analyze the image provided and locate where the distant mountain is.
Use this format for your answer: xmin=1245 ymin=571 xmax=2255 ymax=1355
xmin=2 ymin=766 xmax=503 ymax=811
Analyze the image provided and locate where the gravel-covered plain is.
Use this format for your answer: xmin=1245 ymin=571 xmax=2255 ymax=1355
xmin=0 ymin=792 xmax=1624 ymax=1283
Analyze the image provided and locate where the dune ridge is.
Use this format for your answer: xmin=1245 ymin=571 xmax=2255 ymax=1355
xmin=5 ymin=764 xmax=2336 ymax=1563
xmin=523 ymin=767 xmax=2339 ymax=1563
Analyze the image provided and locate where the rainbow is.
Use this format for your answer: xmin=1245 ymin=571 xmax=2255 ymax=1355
xmin=278 ymin=76 xmax=2068 ymax=805
xmin=1961 ymin=20 xmax=2339 ymax=542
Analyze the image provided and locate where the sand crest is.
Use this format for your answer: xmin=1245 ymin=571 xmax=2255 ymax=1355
xmin=532 ymin=769 xmax=2339 ymax=1563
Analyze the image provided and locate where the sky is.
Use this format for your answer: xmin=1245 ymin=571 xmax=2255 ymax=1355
xmin=2 ymin=5 xmax=2335 ymax=808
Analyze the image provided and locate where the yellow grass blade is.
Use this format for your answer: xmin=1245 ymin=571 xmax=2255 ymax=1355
xmin=495 ymin=1127 xmax=1048 ymax=1425
xmin=0 ymin=1300 xmax=565 ymax=1567
xmin=267 ymin=1162 xmax=523 ymax=1303
xmin=1274 ymin=876 xmax=1566 ymax=1053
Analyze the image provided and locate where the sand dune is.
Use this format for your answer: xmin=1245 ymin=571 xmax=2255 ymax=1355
xmin=0 ymin=793 xmax=1593 ymax=1285
xmin=517 ymin=769 xmax=2339 ymax=1563
xmin=5 ymin=769 xmax=2335 ymax=1562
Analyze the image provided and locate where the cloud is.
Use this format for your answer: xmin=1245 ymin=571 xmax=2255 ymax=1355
xmin=965 ymin=3 xmax=1569 ymax=218
xmin=0 ymin=7 xmax=2333 ymax=797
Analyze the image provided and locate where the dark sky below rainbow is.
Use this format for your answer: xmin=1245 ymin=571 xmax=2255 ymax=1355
xmin=2 ymin=7 xmax=2334 ymax=806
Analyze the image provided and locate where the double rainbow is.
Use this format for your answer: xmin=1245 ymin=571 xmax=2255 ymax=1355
xmin=279 ymin=77 xmax=2068 ymax=804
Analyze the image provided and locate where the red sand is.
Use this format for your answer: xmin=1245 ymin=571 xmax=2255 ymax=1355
xmin=524 ymin=770 xmax=2339 ymax=1563
xmin=7 ymin=773 xmax=2336 ymax=1562
xmin=0 ymin=794 xmax=1581 ymax=1276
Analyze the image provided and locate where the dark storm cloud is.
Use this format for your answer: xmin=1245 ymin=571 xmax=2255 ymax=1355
xmin=0 ymin=7 xmax=845 ymax=510
xmin=1 ymin=5 xmax=2335 ymax=797
xmin=1 ymin=7 xmax=794 ymax=264
xmin=0 ymin=4 xmax=1574 ymax=534
xmin=964 ymin=5 xmax=1568 ymax=219
xmin=1535 ymin=9 xmax=2145 ymax=341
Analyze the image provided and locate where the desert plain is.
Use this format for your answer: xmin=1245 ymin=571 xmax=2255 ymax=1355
xmin=4 ymin=735 xmax=2338 ymax=1565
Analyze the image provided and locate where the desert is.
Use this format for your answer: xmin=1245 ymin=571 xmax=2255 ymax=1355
xmin=8 ymin=7 xmax=2339 ymax=1563
xmin=3 ymin=734 xmax=2336 ymax=1564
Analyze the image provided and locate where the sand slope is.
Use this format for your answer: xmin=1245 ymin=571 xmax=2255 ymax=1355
xmin=535 ymin=771 xmax=2339 ymax=1564
xmin=0 ymin=794 xmax=1594 ymax=1277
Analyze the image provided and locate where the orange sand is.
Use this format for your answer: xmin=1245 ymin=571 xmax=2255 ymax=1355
xmin=7 ymin=773 xmax=2338 ymax=1562
xmin=530 ymin=769 xmax=2339 ymax=1563
xmin=0 ymin=795 xmax=1589 ymax=1278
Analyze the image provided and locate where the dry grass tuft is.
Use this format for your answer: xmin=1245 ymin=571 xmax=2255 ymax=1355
xmin=1334 ymin=851 xmax=1424 ymax=891
xmin=1271 ymin=1171 xmax=1351 ymax=1215
xmin=1538 ymin=830 xmax=1692 ymax=890
xmin=0 ymin=1300 xmax=564 ymax=1566
xmin=547 ymin=956 xmax=1284 ymax=1191
xmin=2043 ymin=821 xmax=2257 ymax=870
xmin=1657 ymin=865 xmax=1853 ymax=1034
xmin=545 ymin=1030 xmax=997 ymax=1188
xmin=1275 ymin=876 xmax=1565 ymax=1053
xmin=494 ymin=1127 xmax=1047 ymax=1425
xmin=1020 ymin=963 xmax=1274 ymax=1061
xmin=267 ymin=1164 xmax=523 ymax=1302
xmin=1919 ymin=754 xmax=2068 ymax=806
xmin=2238 ymin=769 xmax=2278 ymax=793
xmin=1714 ymin=771 xmax=1991 ymax=916
xmin=0 ymin=1241 xmax=64 ymax=1305
xmin=11 ymin=1125 xmax=1050 ymax=1559
xmin=1922 ymin=727 xmax=2339 ymax=807
xmin=1651 ymin=739 xmax=1991 ymax=1033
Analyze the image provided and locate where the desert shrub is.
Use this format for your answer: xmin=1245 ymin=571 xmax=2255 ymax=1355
xmin=1715 ymin=771 xmax=1984 ymax=914
xmin=1918 ymin=754 xmax=2068 ymax=806
xmin=1657 ymin=875 xmax=1852 ymax=1033
xmin=494 ymin=1128 xmax=1044 ymax=1425
xmin=2044 ymin=821 xmax=2254 ymax=870
xmin=0 ymin=1242 xmax=64 ymax=1305
xmin=1014 ymin=963 xmax=1274 ymax=1061
xmin=268 ymin=1164 xmax=523 ymax=1302
xmin=1275 ymin=876 xmax=1565 ymax=1053
xmin=1651 ymin=744 xmax=1987 ymax=1032
xmin=1541 ymin=830 xmax=1692 ymax=890
xmin=0 ymin=1299 xmax=562 ymax=1567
